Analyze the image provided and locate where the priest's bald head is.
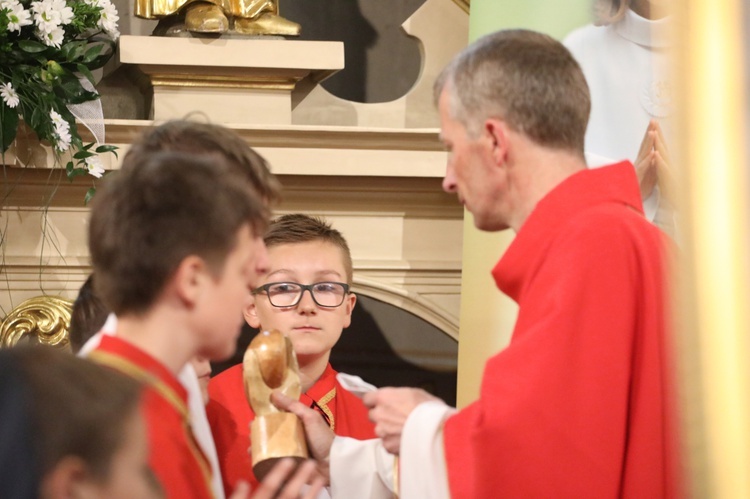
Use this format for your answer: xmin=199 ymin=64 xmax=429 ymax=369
xmin=434 ymin=29 xmax=591 ymax=232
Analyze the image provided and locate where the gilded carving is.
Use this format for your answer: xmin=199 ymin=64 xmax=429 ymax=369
xmin=141 ymin=0 xmax=301 ymax=37
xmin=0 ymin=296 xmax=72 ymax=349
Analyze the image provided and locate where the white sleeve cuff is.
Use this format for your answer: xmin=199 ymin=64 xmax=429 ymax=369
xmin=330 ymin=437 xmax=396 ymax=499
xmin=399 ymin=400 xmax=456 ymax=499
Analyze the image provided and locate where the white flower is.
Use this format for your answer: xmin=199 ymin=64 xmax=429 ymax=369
xmin=31 ymin=1 xmax=58 ymax=34
xmin=0 ymin=82 xmax=20 ymax=108
xmin=38 ymin=25 xmax=64 ymax=47
xmin=54 ymin=0 xmax=74 ymax=25
xmin=50 ymin=109 xmax=66 ymax=127
xmin=50 ymin=109 xmax=72 ymax=152
xmin=98 ymin=0 xmax=119 ymax=39
xmin=4 ymin=2 xmax=32 ymax=33
xmin=80 ymin=0 xmax=118 ymax=39
xmin=54 ymin=128 xmax=71 ymax=151
xmin=31 ymin=0 xmax=71 ymax=34
xmin=85 ymin=155 xmax=105 ymax=178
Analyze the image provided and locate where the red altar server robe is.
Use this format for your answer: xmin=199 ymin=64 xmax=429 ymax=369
xmin=207 ymin=363 xmax=376 ymax=494
xmin=443 ymin=162 xmax=682 ymax=498
xmin=90 ymin=335 xmax=214 ymax=499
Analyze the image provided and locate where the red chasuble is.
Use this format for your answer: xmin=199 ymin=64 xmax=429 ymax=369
xmin=442 ymin=162 xmax=682 ymax=498
xmin=90 ymin=335 xmax=214 ymax=499
xmin=207 ymin=363 xmax=375 ymax=494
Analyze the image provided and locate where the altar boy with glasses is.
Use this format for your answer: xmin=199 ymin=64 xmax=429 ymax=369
xmin=207 ymin=214 xmax=376 ymax=497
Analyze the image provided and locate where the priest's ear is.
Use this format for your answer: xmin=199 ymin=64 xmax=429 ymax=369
xmin=484 ymin=118 xmax=510 ymax=167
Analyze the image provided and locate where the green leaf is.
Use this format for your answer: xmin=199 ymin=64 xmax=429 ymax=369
xmin=67 ymin=167 xmax=89 ymax=180
xmin=95 ymin=144 xmax=118 ymax=157
xmin=81 ymin=38 xmax=116 ymax=70
xmin=76 ymin=63 xmax=96 ymax=87
xmin=83 ymin=44 xmax=104 ymax=63
xmin=29 ymin=105 xmax=46 ymax=134
xmin=61 ymin=41 xmax=86 ymax=63
xmin=0 ymin=102 xmax=19 ymax=153
xmin=73 ymin=149 xmax=95 ymax=160
xmin=84 ymin=187 xmax=96 ymax=205
xmin=66 ymin=161 xmax=74 ymax=175
xmin=46 ymin=60 xmax=65 ymax=77
xmin=54 ymin=76 xmax=98 ymax=104
xmin=18 ymin=40 xmax=47 ymax=53
xmin=69 ymin=43 xmax=87 ymax=62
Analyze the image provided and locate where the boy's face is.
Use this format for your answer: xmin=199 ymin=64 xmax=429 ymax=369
xmin=198 ymin=224 xmax=269 ymax=360
xmin=245 ymin=240 xmax=356 ymax=366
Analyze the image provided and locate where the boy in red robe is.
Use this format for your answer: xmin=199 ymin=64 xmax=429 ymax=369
xmin=87 ymin=153 xmax=324 ymax=499
xmin=207 ymin=214 xmax=376 ymax=496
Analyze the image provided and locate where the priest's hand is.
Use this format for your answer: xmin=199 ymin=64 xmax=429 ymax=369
xmin=363 ymin=387 xmax=441 ymax=455
xmin=271 ymin=391 xmax=334 ymax=484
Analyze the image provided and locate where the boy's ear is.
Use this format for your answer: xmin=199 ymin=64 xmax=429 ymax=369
xmin=173 ymin=255 xmax=209 ymax=307
xmin=41 ymin=456 xmax=90 ymax=499
xmin=341 ymin=292 xmax=357 ymax=329
xmin=243 ymin=297 xmax=261 ymax=329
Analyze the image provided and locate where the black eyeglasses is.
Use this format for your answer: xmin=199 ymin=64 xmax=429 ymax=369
xmin=252 ymin=282 xmax=350 ymax=308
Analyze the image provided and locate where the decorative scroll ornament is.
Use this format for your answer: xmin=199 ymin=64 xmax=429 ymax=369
xmin=0 ymin=296 xmax=72 ymax=349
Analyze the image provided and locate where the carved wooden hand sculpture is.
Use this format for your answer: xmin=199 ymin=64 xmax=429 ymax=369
xmin=243 ymin=330 xmax=308 ymax=479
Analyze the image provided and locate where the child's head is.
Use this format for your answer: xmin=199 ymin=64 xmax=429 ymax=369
xmin=88 ymin=151 xmax=270 ymax=360
xmin=123 ymin=120 xmax=281 ymax=206
xmin=0 ymin=346 xmax=160 ymax=499
xmin=69 ymin=274 xmax=110 ymax=353
xmin=245 ymin=214 xmax=356 ymax=365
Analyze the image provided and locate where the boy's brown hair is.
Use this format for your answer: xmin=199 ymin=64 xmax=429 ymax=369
xmin=89 ymin=151 xmax=268 ymax=315
xmin=264 ymin=214 xmax=353 ymax=284
xmin=69 ymin=274 xmax=109 ymax=353
xmin=124 ymin=120 xmax=282 ymax=205
xmin=2 ymin=346 xmax=143 ymax=481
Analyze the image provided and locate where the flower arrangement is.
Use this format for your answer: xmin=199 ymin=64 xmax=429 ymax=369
xmin=0 ymin=0 xmax=120 ymax=201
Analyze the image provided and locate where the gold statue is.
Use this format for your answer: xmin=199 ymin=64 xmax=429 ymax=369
xmin=138 ymin=0 xmax=301 ymax=37
xmin=243 ymin=329 xmax=308 ymax=480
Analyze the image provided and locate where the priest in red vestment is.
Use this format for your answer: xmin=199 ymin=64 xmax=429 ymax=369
xmin=276 ymin=29 xmax=683 ymax=499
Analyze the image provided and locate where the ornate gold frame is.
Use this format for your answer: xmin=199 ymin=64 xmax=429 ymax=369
xmin=0 ymin=296 xmax=73 ymax=349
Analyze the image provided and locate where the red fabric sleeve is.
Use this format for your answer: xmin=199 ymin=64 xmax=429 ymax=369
xmin=206 ymin=365 xmax=258 ymax=494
